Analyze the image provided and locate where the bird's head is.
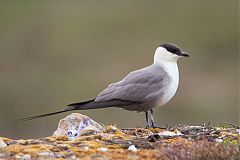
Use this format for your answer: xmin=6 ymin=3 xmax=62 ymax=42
xmin=154 ymin=43 xmax=189 ymax=63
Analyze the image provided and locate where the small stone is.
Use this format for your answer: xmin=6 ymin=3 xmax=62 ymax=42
xmin=82 ymin=146 xmax=89 ymax=151
xmin=15 ymin=155 xmax=22 ymax=159
xmin=53 ymin=113 xmax=105 ymax=140
xmin=215 ymin=138 xmax=223 ymax=143
xmin=38 ymin=151 xmax=54 ymax=156
xmin=236 ymin=129 xmax=240 ymax=134
xmin=0 ymin=138 xmax=7 ymax=148
xmin=22 ymin=154 xmax=31 ymax=160
xmin=97 ymin=147 xmax=108 ymax=152
xmin=174 ymin=129 xmax=183 ymax=136
xmin=70 ymin=155 xmax=77 ymax=159
xmin=128 ymin=145 xmax=137 ymax=152
xmin=158 ymin=131 xmax=177 ymax=138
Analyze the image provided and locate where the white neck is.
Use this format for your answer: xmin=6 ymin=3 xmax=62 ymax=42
xmin=153 ymin=47 xmax=179 ymax=82
xmin=153 ymin=48 xmax=180 ymax=106
xmin=155 ymin=59 xmax=179 ymax=80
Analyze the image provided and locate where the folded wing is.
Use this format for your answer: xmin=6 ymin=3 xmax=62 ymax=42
xmin=95 ymin=65 xmax=169 ymax=103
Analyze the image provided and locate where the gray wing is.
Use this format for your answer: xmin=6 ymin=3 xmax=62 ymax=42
xmin=95 ymin=65 xmax=169 ymax=103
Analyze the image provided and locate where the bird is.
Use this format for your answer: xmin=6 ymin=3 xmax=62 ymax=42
xmin=18 ymin=43 xmax=189 ymax=127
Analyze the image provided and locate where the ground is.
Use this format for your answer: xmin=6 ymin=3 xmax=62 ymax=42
xmin=0 ymin=124 xmax=239 ymax=160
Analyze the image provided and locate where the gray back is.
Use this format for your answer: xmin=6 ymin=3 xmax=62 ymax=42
xmin=95 ymin=64 xmax=170 ymax=105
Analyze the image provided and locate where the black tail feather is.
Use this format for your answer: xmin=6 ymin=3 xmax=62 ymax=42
xmin=15 ymin=99 xmax=95 ymax=123
xmin=15 ymin=108 xmax=72 ymax=123
xmin=67 ymin=99 xmax=95 ymax=106
xmin=15 ymin=99 xmax=135 ymax=123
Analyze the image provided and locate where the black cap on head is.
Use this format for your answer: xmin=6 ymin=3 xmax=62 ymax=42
xmin=160 ymin=43 xmax=189 ymax=57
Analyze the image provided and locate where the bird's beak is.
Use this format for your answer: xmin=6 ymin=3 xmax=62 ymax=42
xmin=180 ymin=52 xmax=190 ymax=57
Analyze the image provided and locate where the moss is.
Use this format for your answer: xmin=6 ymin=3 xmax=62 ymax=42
xmin=0 ymin=125 xmax=239 ymax=159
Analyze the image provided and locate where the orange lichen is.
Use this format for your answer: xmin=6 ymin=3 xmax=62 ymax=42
xmin=5 ymin=144 xmax=24 ymax=154
xmin=148 ymin=127 xmax=165 ymax=133
xmin=0 ymin=125 xmax=239 ymax=159
xmin=0 ymin=137 xmax=12 ymax=143
xmin=54 ymin=136 xmax=69 ymax=141
xmin=107 ymin=144 xmax=124 ymax=149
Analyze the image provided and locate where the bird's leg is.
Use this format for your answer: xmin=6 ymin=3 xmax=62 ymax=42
xmin=149 ymin=109 xmax=165 ymax=129
xmin=150 ymin=108 xmax=156 ymax=128
xmin=145 ymin=111 xmax=150 ymax=128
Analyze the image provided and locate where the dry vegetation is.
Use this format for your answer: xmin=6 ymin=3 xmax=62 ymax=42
xmin=0 ymin=124 xmax=239 ymax=159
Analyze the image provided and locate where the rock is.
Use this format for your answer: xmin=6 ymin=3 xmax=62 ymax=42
xmin=38 ymin=151 xmax=54 ymax=157
xmin=82 ymin=146 xmax=89 ymax=151
xmin=158 ymin=131 xmax=177 ymax=138
xmin=174 ymin=129 xmax=183 ymax=136
xmin=53 ymin=113 xmax=104 ymax=140
xmin=22 ymin=154 xmax=31 ymax=160
xmin=215 ymin=138 xmax=223 ymax=143
xmin=0 ymin=138 xmax=7 ymax=148
xmin=148 ymin=130 xmax=183 ymax=142
xmin=128 ymin=145 xmax=137 ymax=152
xmin=15 ymin=155 xmax=21 ymax=159
xmin=97 ymin=147 xmax=108 ymax=152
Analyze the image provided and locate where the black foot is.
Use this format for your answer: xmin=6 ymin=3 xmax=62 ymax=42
xmin=145 ymin=125 xmax=150 ymax=129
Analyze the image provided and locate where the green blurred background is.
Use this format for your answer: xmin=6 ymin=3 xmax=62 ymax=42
xmin=0 ymin=1 xmax=239 ymax=139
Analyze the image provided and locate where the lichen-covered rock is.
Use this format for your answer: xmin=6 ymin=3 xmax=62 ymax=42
xmin=52 ymin=113 xmax=104 ymax=140
xmin=0 ymin=138 xmax=7 ymax=148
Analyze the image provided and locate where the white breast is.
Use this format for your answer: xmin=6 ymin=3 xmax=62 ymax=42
xmin=156 ymin=62 xmax=179 ymax=106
